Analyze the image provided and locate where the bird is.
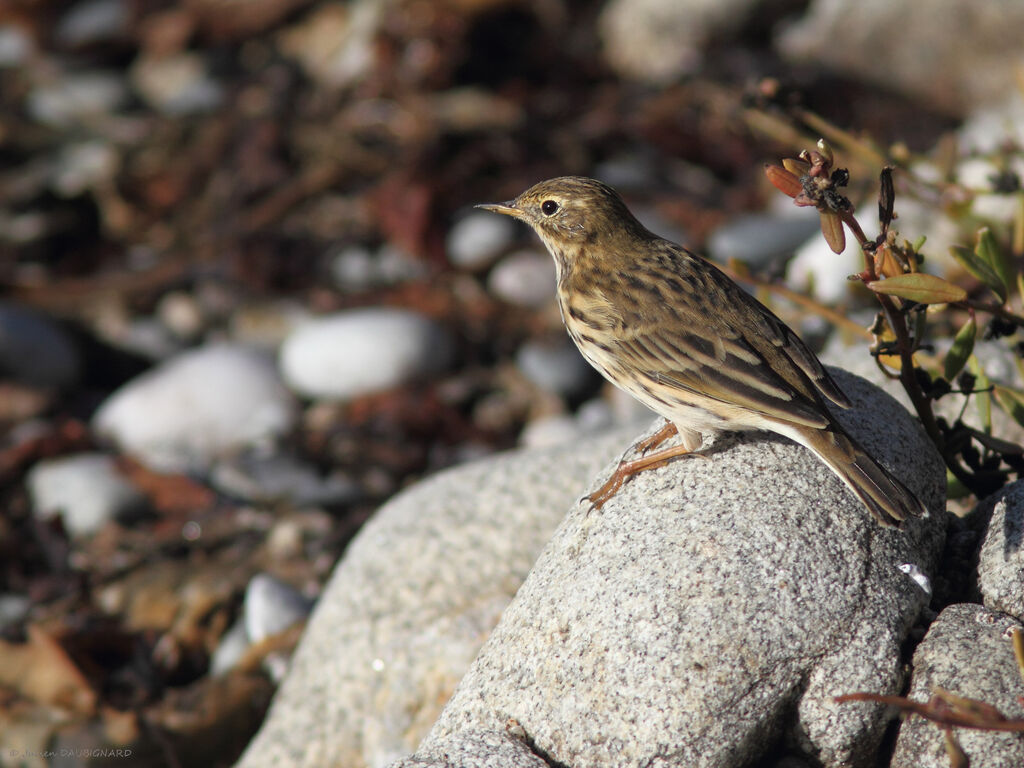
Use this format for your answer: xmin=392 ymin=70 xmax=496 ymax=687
xmin=476 ymin=175 xmax=926 ymax=526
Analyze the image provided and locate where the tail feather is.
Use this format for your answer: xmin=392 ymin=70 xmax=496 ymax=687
xmin=796 ymin=424 xmax=927 ymax=527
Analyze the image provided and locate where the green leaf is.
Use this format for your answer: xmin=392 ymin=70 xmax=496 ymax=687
xmin=943 ymin=316 xmax=976 ymax=381
xmin=867 ymin=273 xmax=967 ymax=304
xmin=969 ymin=356 xmax=992 ymax=432
xmin=949 ymin=245 xmax=1007 ymax=302
xmin=945 ymin=468 xmax=971 ymax=500
xmin=976 ymin=227 xmax=1015 ymax=300
xmin=993 ymin=385 xmax=1024 ymax=431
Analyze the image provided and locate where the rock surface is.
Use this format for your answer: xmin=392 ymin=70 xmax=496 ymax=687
xmin=777 ymin=0 xmax=1024 ymax=114
xmin=238 ymin=369 xmax=945 ymax=768
xmin=891 ymin=604 xmax=1024 ymax=768
xmin=599 ymin=0 xmax=759 ymax=81
xmin=234 ymin=426 xmax=639 ymax=768
xmin=975 ymin=481 xmax=1024 ymax=620
xmin=395 ymin=369 xmax=945 ymax=768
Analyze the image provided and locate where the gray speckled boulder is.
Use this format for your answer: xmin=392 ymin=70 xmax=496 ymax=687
xmin=234 ymin=427 xmax=638 ymax=768
xmin=976 ymin=480 xmax=1024 ymax=620
xmin=891 ymin=604 xmax=1024 ymax=768
xmin=393 ymin=369 xmax=946 ymax=768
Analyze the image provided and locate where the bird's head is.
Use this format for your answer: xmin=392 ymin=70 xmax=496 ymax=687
xmin=476 ymin=176 xmax=646 ymax=252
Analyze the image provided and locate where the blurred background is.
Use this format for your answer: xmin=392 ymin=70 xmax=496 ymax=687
xmin=1 ymin=0 xmax=1023 ymax=765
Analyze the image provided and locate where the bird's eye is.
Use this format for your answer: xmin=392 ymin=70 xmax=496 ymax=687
xmin=541 ymin=200 xmax=559 ymax=216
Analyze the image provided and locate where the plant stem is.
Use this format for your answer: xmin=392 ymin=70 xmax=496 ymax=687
xmin=841 ymin=211 xmax=981 ymax=492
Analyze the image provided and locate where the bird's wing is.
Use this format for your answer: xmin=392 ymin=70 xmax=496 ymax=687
xmin=610 ymin=247 xmax=851 ymax=429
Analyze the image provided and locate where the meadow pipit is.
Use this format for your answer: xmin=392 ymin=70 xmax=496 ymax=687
xmin=478 ymin=176 xmax=925 ymax=526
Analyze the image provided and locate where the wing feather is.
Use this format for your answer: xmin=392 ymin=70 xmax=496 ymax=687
xmin=601 ymin=242 xmax=851 ymax=428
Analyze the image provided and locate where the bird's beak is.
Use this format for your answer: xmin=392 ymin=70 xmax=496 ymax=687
xmin=475 ymin=201 xmax=523 ymax=219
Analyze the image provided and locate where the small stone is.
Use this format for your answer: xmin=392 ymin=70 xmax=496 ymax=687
xmin=131 ymin=52 xmax=223 ymax=115
xmin=592 ymin=154 xmax=656 ymax=190
xmin=0 ymin=302 xmax=80 ymax=388
xmin=210 ymin=619 xmax=250 ymax=676
xmin=329 ymin=245 xmax=376 ymax=291
xmin=28 ymin=72 xmax=128 ymax=127
xmin=156 ymin=291 xmax=205 ymax=340
xmin=0 ymin=594 xmax=31 ymax=629
xmin=229 ymin=301 xmax=312 ymax=349
xmin=243 ymin=574 xmax=312 ymax=644
xmin=0 ymin=26 xmax=34 ymax=67
xmin=707 ymin=212 xmax=820 ymax=270
xmin=957 ymin=156 xmax=1024 ymax=222
xmin=276 ymin=0 xmax=382 ymax=88
xmin=100 ymin=316 xmax=183 ymax=361
xmin=93 ymin=344 xmax=297 ymax=472
xmin=56 ymin=0 xmax=131 ymax=47
xmin=53 ymin=141 xmax=120 ymax=197
xmin=278 ymin=309 xmax=454 ymax=400
xmin=786 ymin=234 xmax=861 ymax=303
xmin=515 ymin=339 xmax=596 ymax=398
xmin=447 ymin=211 xmax=517 ymax=269
xmin=210 ymin=453 xmax=361 ymax=507
xmin=264 ymin=518 xmax=305 ymax=561
xmin=330 ymin=244 xmax=426 ymax=292
xmin=27 ymin=453 xmax=145 ymax=537
xmin=959 ymin=93 xmax=1024 ymax=154
xmin=487 ymin=250 xmax=556 ymax=307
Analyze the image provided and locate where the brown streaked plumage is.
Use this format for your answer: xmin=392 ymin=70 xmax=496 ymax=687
xmin=477 ymin=175 xmax=926 ymax=526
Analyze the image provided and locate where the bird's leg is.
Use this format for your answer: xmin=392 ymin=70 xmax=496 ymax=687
xmin=587 ymin=425 xmax=703 ymax=510
xmin=634 ymin=421 xmax=678 ymax=455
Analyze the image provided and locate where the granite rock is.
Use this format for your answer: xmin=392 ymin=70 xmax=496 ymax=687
xmin=395 ymin=369 xmax=946 ymax=768
xmin=975 ymin=481 xmax=1024 ymax=620
xmin=891 ymin=604 xmax=1024 ymax=768
xmin=234 ymin=427 xmax=638 ymax=768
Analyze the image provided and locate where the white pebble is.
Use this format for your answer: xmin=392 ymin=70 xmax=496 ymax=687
xmin=210 ymin=619 xmax=249 ymax=676
xmin=487 ymin=250 xmax=556 ymax=307
xmin=897 ymin=563 xmax=933 ymax=596
xmin=131 ymin=52 xmax=223 ymax=115
xmin=708 ymin=212 xmax=819 ymax=270
xmin=330 ymin=246 xmax=376 ymax=291
xmin=0 ymin=27 xmax=34 ymax=67
xmin=210 ymin=453 xmax=360 ymax=506
xmin=0 ymin=594 xmax=31 ymax=629
xmin=27 ymin=453 xmax=144 ymax=537
xmin=516 ymin=339 xmax=595 ymax=397
xmin=28 ymin=72 xmax=127 ymax=127
xmin=156 ymin=291 xmax=204 ymax=340
xmin=279 ymin=308 xmax=454 ymax=400
xmin=53 ymin=141 xmax=120 ymax=197
xmin=447 ymin=211 xmax=517 ymax=269
xmin=93 ymin=344 xmax=296 ymax=472
xmin=56 ymin=0 xmax=130 ymax=47
xmin=786 ymin=234 xmax=861 ymax=304
xmin=244 ymin=574 xmax=311 ymax=644
xmin=330 ymin=244 xmax=426 ymax=292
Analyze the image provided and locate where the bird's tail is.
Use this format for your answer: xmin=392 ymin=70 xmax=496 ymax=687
xmin=794 ymin=423 xmax=927 ymax=527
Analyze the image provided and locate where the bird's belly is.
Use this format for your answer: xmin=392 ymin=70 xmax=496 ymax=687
xmin=574 ymin=342 xmax=741 ymax=437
